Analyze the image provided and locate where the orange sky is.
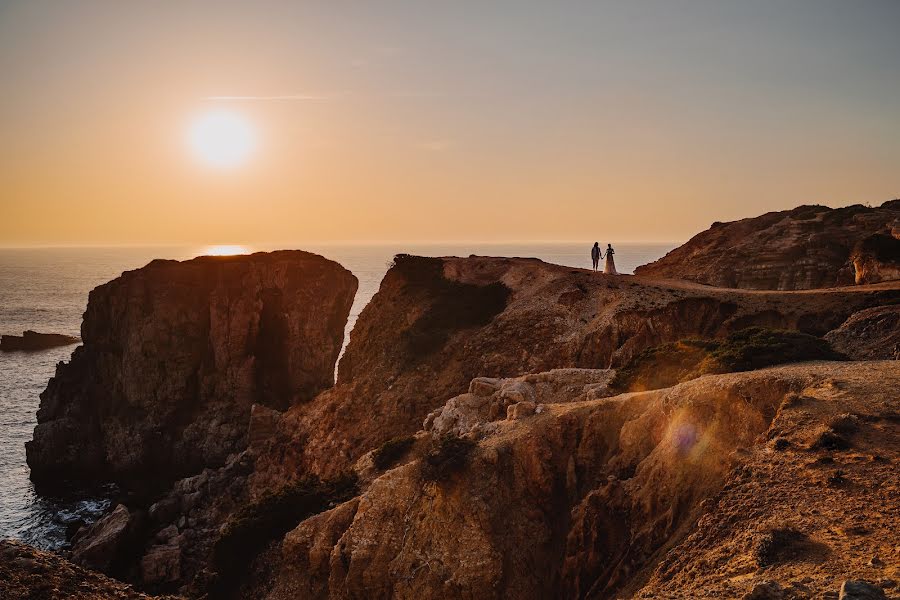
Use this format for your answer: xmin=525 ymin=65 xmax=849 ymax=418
xmin=1 ymin=2 xmax=898 ymax=246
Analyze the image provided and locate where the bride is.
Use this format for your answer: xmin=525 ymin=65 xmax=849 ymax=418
xmin=603 ymin=243 xmax=617 ymax=275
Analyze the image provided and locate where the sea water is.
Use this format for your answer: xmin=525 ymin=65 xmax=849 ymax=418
xmin=0 ymin=242 xmax=674 ymax=548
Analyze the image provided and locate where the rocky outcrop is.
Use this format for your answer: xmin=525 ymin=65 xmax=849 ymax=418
xmin=851 ymin=233 xmax=900 ymax=285
xmin=825 ymin=305 xmax=900 ymax=360
xmin=28 ymin=253 xmax=900 ymax=596
xmin=0 ymin=540 xmax=177 ymax=600
xmin=26 ymin=251 xmax=357 ymax=489
xmin=0 ymin=330 xmax=80 ymax=351
xmin=71 ymin=504 xmax=144 ymax=574
xmin=634 ymin=200 xmax=900 ymax=289
xmin=423 ymin=369 xmax=614 ymax=440
xmin=637 ymin=362 xmax=900 ymax=599
xmin=257 ymin=361 xmax=900 ymax=599
xmin=250 ymin=255 xmax=897 ymax=493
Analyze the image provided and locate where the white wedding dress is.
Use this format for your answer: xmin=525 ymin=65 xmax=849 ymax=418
xmin=604 ymin=249 xmax=617 ymax=275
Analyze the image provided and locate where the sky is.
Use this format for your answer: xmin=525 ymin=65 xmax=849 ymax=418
xmin=1 ymin=0 xmax=899 ymax=246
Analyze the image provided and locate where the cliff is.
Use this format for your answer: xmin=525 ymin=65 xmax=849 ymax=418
xmin=258 ymin=361 xmax=899 ymax=600
xmin=634 ymin=200 xmax=900 ymax=289
xmin=26 ymin=250 xmax=357 ymax=489
xmin=250 ymin=255 xmax=897 ymax=489
xmin=23 ymin=252 xmax=900 ymax=597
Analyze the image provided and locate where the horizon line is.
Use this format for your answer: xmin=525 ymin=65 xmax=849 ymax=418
xmin=0 ymin=239 xmax=683 ymax=250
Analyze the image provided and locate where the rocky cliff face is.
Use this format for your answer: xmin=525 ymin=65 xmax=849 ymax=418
xmin=851 ymin=233 xmax=900 ymax=285
xmin=249 ymin=255 xmax=896 ymax=491
xmin=26 ymin=251 xmax=357 ymax=489
xmin=634 ymin=200 xmax=900 ymax=289
xmin=25 ymin=252 xmax=899 ymax=597
xmin=258 ymin=361 xmax=899 ymax=600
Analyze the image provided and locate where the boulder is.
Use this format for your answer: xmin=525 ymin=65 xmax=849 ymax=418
xmin=839 ymin=580 xmax=887 ymax=600
xmin=0 ymin=330 xmax=80 ymax=351
xmin=71 ymin=504 xmax=140 ymax=573
xmin=743 ymin=581 xmax=786 ymax=600
xmin=506 ymin=400 xmax=536 ymax=420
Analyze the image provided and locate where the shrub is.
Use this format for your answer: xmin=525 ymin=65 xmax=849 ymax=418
xmin=754 ymin=528 xmax=808 ymax=567
xmin=612 ymin=327 xmax=844 ymax=393
xmin=702 ymin=327 xmax=843 ymax=373
xmin=372 ymin=435 xmax=415 ymax=470
xmin=421 ymin=436 xmax=476 ymax=482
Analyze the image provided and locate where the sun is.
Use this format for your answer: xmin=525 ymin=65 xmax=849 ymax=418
xmin=201 ymin=244 xmax=251 ymax=256
xmin=187 ymin=110 xmax=257 ymax=168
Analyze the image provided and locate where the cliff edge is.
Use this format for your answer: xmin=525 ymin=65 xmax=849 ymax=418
xmin=26 ymin=250 xmax=357 ymax=490
xmin=634 ymin=200 xmax=900 ymax=289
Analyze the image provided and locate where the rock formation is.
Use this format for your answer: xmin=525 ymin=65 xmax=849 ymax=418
xmin=851 ymin=233 xmax=900 ymax=285
xmin=0 ymin=330 xmax=80 ymax=351
xmin=250 ymin=255 xmax=896 ymax=491
xmin=0 ymin=540 xmax=175 ymax=600
xmin=19 ymin=249 xmax=900 ymax=598
xmin=825 ymin=305 xmax=900 ymax=360
xmin=634 ymin=200 xmax=900 ymax=289
xmin=26 ymin=250 xmax=357 ymax=489
xmin=257 ymin=361 xmax=899 ymax=600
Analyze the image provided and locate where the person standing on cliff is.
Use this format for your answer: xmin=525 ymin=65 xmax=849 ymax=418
xmin=591 ymin=242 xmax=601 ymax=271
xmin=604 ymin=243 xmax=618 ymax=275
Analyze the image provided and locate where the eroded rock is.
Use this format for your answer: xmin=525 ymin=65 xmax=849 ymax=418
xmin=27 ymin=250 xmax=357 ymax=489
xmin=635 ymin=200 xmax=900 ymax=289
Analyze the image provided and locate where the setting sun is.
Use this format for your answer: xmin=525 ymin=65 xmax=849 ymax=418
xmin=187 ymin=110 xmax=256 ymax=168
xmin=201 ymin=244 xmax=250 ymax=256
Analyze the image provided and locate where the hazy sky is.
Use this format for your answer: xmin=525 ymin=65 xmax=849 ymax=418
xmin=1 ymin=0 xmax=899 ymax=246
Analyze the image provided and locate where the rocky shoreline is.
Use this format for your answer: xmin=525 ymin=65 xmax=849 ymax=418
xmin=4 ymin=203 xmax=900 ymax=599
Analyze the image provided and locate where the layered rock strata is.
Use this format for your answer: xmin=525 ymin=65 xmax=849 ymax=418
xmin=634 ymin=200 xmax=900 ymax=289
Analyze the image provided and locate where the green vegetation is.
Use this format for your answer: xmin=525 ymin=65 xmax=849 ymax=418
xmin=421 ymin=436 xmax=476 ymax=483
xmin=611 ymin=327 xmax=844 ymax=392
xmin=392 ymin=254 xmax=511 ymax=361
xmin=372 ymin=435 xmax=415 ymax=470
xmin=210 ymin=474 xmax=357 ymax=598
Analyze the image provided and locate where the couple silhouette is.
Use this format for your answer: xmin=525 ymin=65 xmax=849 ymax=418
xmin=591 ymin=242 xmax=617 ymax=274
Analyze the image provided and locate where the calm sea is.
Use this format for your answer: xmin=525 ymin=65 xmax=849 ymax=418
xmin=0 ymin=242 xmax=674 ymax=549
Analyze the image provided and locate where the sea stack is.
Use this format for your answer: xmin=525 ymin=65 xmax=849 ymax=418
xmin=26 ymin=250 xmax=357 ymax=490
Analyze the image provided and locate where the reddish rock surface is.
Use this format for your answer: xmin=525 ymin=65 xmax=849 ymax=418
xmin=0 ymin=540 xmax=178 ymax=600
xmin=26 ymin=250 xmax=357 ymax=489
xmin=634 ymin=201 xmax=900 ymax=290
xmin=825 ymin=305 xmax=900 ymax=360
xmin=250 ymin=255 xmax=898 ymax=491
xmin=259 ymin=362 xmax=899 ymax=600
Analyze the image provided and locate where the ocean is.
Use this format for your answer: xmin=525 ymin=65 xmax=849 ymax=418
xmin=0 ymin=242 xmax=674 ymax=549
